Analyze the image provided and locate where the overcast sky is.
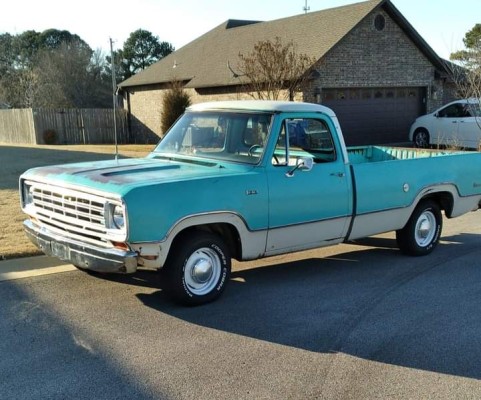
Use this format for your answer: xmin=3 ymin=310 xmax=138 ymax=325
xmin=1 ymin=0 xmax=478 ymax=60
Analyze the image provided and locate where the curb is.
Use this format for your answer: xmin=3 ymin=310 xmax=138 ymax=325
xmin=0 ymin=256 xmax=76 ymax=282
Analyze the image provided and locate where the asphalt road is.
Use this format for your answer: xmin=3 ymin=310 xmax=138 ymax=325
xmin=2 ymin=212 xmax=481 ymax=399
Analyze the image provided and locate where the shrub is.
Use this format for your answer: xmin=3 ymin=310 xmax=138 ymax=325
xmin=161 ymin=81 xmax=191 ymax=135
xmin=43 ymin=129 xmax=57 ymax=144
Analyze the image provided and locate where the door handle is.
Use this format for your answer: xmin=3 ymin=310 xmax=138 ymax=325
xmin=330 ymin=172 xmax=345 ymax=178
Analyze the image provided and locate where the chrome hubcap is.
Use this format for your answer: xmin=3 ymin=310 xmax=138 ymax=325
xmin=415 ymin=211 xmax=436 ymax=247
xmin=192 ymin=258 xmax=213 ymax=284
xmin=184 ymin=248 xmax=221 ymax=295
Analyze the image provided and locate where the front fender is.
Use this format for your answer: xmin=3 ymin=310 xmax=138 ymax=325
xmin=130 ymin=212 xmax=268 ymax=269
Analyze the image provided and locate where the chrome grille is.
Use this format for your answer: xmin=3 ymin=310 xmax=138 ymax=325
xmin=26 ymin=181 xmax=117 ymax=246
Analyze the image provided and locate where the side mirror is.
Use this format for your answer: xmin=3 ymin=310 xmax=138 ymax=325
xmin=286 ymin=156 xmax=314 ymax=177
xmin=298 ymin=157 xmax=313 ymax=171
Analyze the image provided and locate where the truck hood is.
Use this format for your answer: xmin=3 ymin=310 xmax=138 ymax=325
xmin=21 ymin=155 xmax=252 ymax=197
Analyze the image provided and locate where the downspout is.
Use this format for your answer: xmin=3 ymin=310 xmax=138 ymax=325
xmin=125 ymin=90 xmax=132 ymax=143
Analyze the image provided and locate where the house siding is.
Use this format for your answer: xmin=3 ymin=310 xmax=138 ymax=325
xmin=305 ymin=10 xmax=443 ymax=111
xmin=125 ymin=86 xmax=297 ymax=139
xmin=127 ymin=87 xmax=252 ymax=140
xmin=126 ymin=84 xmax=166 ymax=143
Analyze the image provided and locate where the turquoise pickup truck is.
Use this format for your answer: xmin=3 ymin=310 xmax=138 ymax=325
xmin=20 ymin=101 xmax=481 ymax=305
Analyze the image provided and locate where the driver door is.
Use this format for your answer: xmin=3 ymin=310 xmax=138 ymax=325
xmin=265 ymin=115 xmax=352 ymax=255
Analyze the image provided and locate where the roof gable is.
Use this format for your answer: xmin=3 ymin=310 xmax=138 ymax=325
xmin=119 ymin=0 xmax=444 ymax=89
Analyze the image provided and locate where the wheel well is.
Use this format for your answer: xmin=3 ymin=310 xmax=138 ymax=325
xmin=172 ymin=223 xmax=242 ymax=260
xmin=421 ymin=192 xmax=454 ymax=217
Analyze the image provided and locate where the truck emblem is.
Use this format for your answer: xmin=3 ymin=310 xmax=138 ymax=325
xmin=246 ymin=190 xmax=258 ymax=196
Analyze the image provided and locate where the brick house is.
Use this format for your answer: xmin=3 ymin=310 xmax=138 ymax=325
xmin=118 ymin=0 xmax=454 ymax=145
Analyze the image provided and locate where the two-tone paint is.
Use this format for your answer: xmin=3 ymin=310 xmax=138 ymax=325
xmin=20 ymin=101 xmax=481 ymax=274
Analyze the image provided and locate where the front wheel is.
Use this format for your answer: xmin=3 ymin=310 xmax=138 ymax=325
xmin=163 ymin=231 xmax=231 ymax=306
xmin=396 ymin=200 xmax=442 ymax=256
xmin=413 ymin=129 xmax=430 ymax=148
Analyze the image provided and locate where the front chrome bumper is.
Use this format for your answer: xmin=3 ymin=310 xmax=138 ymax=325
xmin=24 ymin=220 xmax=138 ymax=274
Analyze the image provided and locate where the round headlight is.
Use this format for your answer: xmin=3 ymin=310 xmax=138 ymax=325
xmin=112 ymin=205 xmax=125 ymax=229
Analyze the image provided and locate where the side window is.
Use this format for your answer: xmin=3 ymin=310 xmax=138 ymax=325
xmin=454 ymin=104 xmax=466 ymax=117
xmin=462 ymin=104 xmax=473 ymax=117
xmin=438 ymin=105 xmax=453 ymax=118
xmin=273 ymin=118 xmax=336 ymax=166
xmin=243 ymin=116 xmax=270 ymax=147
xmin=438 ymin=104 xmax=464 ymax=118
xmin=471 ymin=104 xmax=481 ymax=117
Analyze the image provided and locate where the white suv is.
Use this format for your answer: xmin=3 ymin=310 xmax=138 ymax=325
xmin=409 ymin=99 xmax=481 ymax=149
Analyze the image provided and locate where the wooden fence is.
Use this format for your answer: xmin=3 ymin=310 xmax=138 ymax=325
xmin=0 ymin=108 xmax=129 ymax=145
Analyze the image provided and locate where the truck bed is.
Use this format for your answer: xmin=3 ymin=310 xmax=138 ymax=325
xmin=347 ymin=146 xmax=466 ymax=164
xmin=345 ymin=145 xmax=481 ymax=240
xmin=348 ymin=145 xmax=479 ymax=223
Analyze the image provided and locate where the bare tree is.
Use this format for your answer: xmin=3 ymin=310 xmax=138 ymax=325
xmin=33 ymin=41 xmax=110 ymax=108
xmin=18 ymin=69 xmax=39 ymax=107
xmin=449 ymin=50 xmax=481 ymax=100
xmin=0 ymin=29 xmax=111 ymax=108
xmin=459 ymin=65 xmax=481 ymax=134
xmin=236 ymin=37 xmax=315 ymax=101
xmin=0 ymin=67 xmax=41 ymax=108
xmin=453 ymin=64 xmax=481 ymax=100
xmin=449 ymin=24 xmax=481 ymax=132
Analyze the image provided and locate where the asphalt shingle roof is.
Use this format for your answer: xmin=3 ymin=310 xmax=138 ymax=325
xmin=119 ymin=0 xmax=442 ymax=89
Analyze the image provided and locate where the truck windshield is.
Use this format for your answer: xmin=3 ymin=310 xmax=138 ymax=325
xmin=152 ymin=111 xmax=273 ymax=165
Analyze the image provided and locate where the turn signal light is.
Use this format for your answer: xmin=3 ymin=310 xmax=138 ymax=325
xmin=112 ymin=242 xmax=129 ymax=250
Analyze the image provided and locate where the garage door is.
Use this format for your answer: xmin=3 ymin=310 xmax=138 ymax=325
xmin=321 ymin=87 xmax=426 ymax=146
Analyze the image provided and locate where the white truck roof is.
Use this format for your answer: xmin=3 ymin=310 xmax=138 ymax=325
xmin=187 ymin=100 xmax=336 ymax=117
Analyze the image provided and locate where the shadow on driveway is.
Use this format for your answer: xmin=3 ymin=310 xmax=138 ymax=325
xmin=129 ymin=232 xmax=481 ymax=380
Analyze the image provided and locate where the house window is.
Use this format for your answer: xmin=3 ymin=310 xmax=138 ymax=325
xmin=362 ymin=89 xmax=372 ymax=99
xmin=349 ymin=89 xmax=360 ymax=100
xmin=374 ymin=14 xmax=385 ymax=31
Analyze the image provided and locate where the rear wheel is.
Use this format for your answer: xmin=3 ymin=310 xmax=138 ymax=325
xmin=396 ymin=200 xmax=442 ymax=256
xmin=163 ymin=231 xmax=231 ymax=306
xmin=413 ymin=129 xmax=430 ymax=148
